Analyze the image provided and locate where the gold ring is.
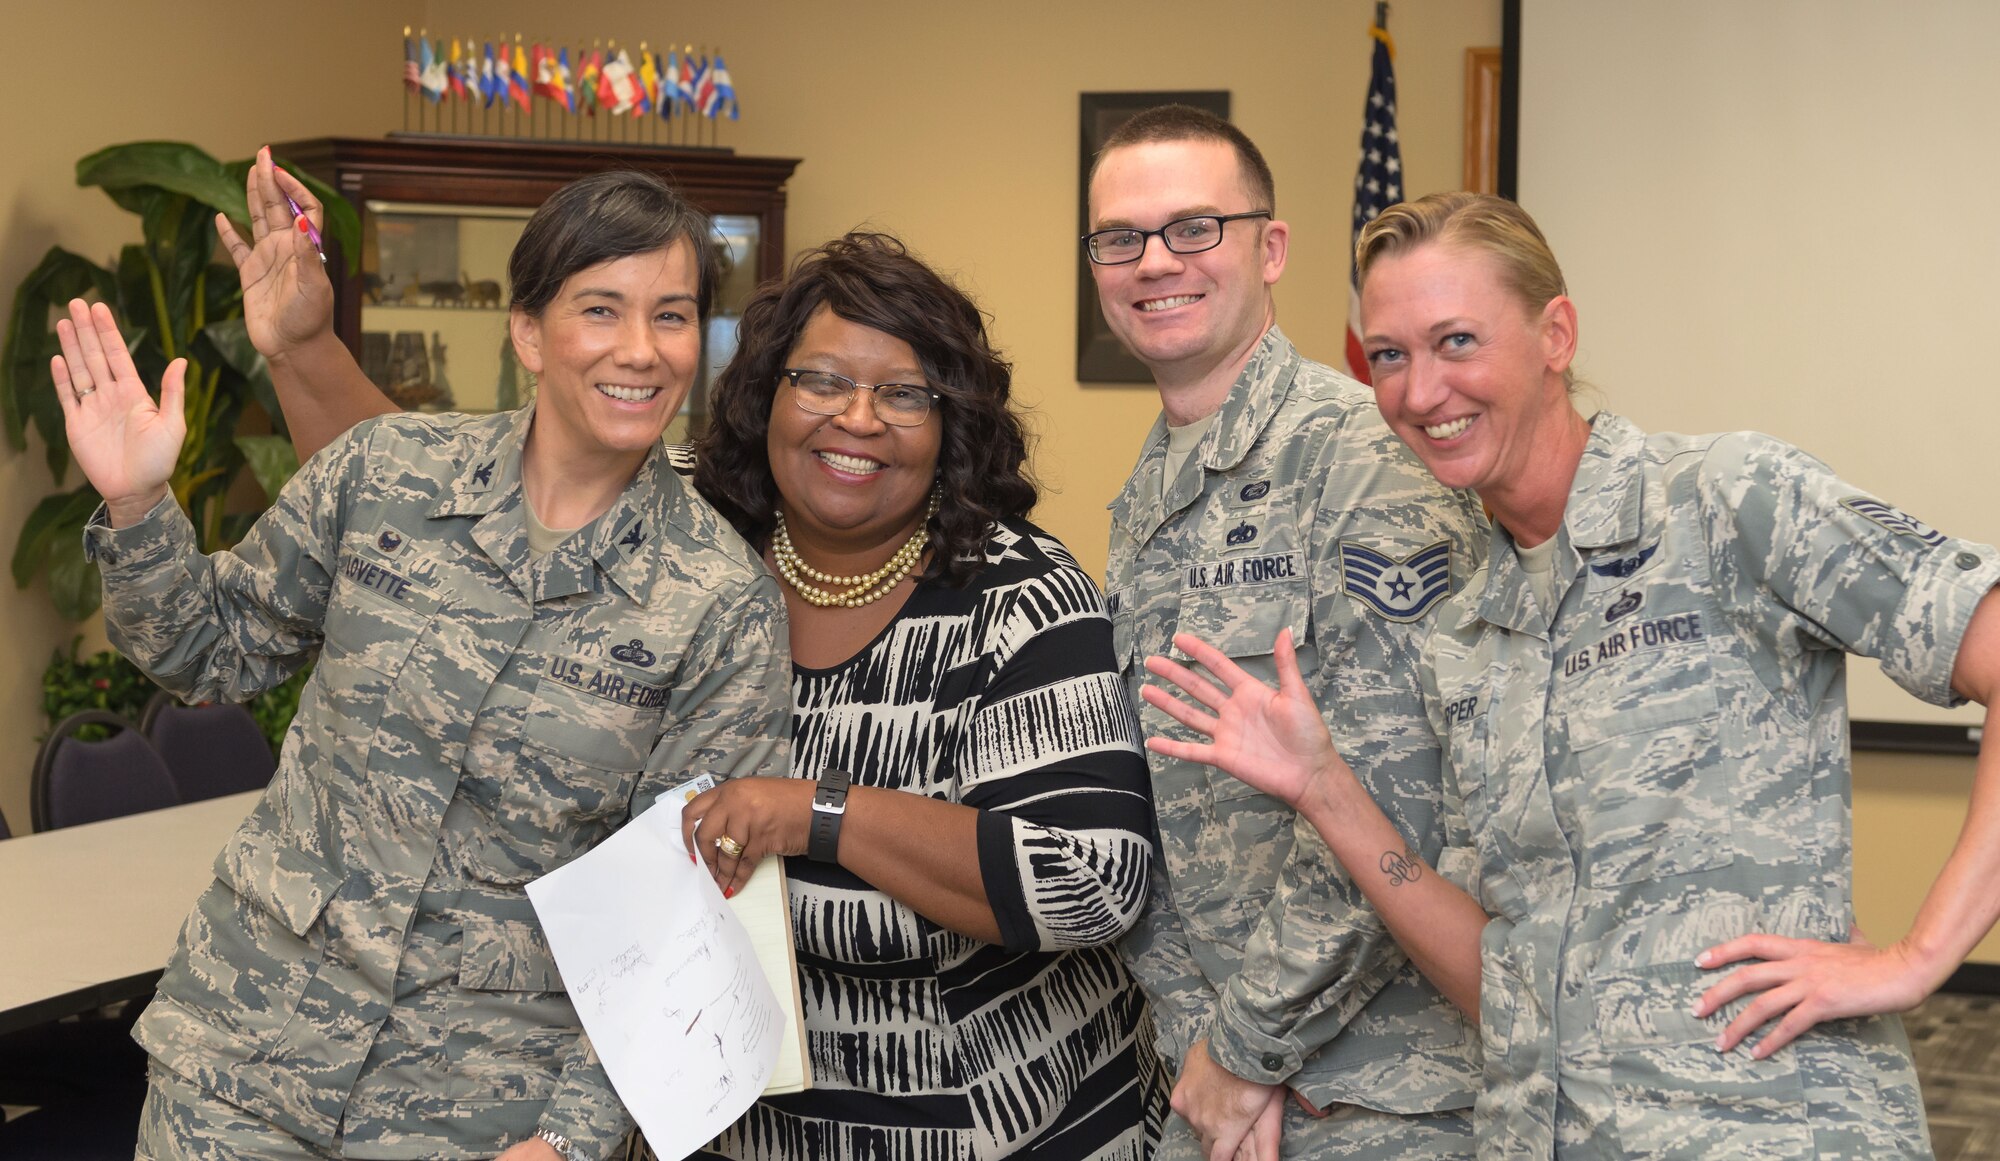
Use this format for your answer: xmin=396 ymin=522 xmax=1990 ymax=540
xmin=715 ymin=835 xmax=745 ymax=859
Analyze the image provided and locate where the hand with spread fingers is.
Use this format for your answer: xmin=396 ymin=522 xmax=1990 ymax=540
xmin=681 ymin=777 xmax=815 ymax=899
xmin=1691 ymin=924 xmax=1945 ymax=1059
xmin=50 ymin=299 xmax=185 ymax=526
xmin=216 ymin=145 xmax=335 ymax=361
xmin=1142 ymin=628 xmax=1350 ymax=812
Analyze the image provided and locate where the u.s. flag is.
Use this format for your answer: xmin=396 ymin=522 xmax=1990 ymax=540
xmin=1346 ymin=9 xmax=1403 ymax=383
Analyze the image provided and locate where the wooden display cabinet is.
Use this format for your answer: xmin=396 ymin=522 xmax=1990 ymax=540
xmin=271 ymin=137 xmax=799 ymax=436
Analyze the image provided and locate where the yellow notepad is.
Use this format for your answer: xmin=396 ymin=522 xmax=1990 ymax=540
xmin=726 ymin=856 xmax=809 ymax=1094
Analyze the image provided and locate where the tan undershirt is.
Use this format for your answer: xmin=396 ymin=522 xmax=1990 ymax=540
xmin=524 ymin=497 xmax=583 ymax=559
xmin=1163 ymin=412 xmax=1219 ymax=499
xmin=1514 ymin=531 xmax=1561 ymax=616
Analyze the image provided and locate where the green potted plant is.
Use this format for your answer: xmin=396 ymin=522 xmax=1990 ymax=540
xmin=9 ymin=142 xmax=357 ymax=753
xmin=3 ymin=140 xmax=360 ymax=621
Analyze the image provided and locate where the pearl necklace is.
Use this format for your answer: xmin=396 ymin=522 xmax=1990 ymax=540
xmin=771 ymin=498 xmax=937 ymax=609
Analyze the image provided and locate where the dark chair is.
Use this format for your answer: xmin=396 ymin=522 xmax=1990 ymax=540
xmin=30 ymin=711 xmax=180 ymax=832
xmin=0 ymin=1049 xmax=148 ymax=1158
xmin=140 ymin=691 xmax=276 ymax=804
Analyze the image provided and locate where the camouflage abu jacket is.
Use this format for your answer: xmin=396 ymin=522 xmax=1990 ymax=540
xmin=1427 ymin=412 xmax=1999 ymax=1158
xmin=1107 ymin=326 xmax=1487 ymax=1116
xmin=87 ymin=407 xmax=791 ymax=1159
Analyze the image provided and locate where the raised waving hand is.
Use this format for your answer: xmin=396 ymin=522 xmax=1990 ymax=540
xmin=1142 ymin=629 xmax=1346 ymax=810
xmin=51 ymin=300 xmax=185 ymax=525
xmin=216 ymin=146 xmax=334 ymax=359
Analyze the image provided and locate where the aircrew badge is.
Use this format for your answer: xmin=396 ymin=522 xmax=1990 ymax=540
xmin=1226 ymin=521 xmax=1258 ymax=547
xmin=1338 ymin=539 xmax=1454 ymax=622
xmin=1589 ymin=542 xmax=1657 ymax=579
xmin=1840 ymin=497 xmax=1947 ymax=547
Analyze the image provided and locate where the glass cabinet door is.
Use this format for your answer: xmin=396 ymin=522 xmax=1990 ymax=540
xmin=360 ymin=201 xmax=763 ymax=440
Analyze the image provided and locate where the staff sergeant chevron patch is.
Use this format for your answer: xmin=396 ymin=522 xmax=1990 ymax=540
xmin=1338 ymin=539 xmax=1455 ymax=622
xmin=1840 ymin=496 xmax=1947 ymax=547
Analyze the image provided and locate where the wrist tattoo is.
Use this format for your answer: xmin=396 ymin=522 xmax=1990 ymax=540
xmin=1379 ymin=848 xmax=1423 ymax=887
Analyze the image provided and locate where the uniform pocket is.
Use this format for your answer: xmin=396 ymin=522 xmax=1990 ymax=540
xmin=1592 ymin=961 xmax=1813 ymax=1157
xmin=158 ymin=835 xmax=343 ymax=1047
xmin=1566 ymin=643 xmax=1733 ymax=888
xmin=447 ymin=917 xmax=576 ymax=1102
xmin=458 ymin=917 xmax=565 ymax=993
xmin=320 ymin=554 xmax=441 ymax=679
xmin=1178 ymin=582 xmax=1310 ymax=805
xmin=522 ymin=663 xmax=667 ymax=778
xmin=472 ymin=662 xmax=667 ymax=884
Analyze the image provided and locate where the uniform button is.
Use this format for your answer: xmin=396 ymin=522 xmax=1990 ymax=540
xmin=1957 ymin=552 xmax=1982 ymax=570
xmin=1261 ymin=1052 xmax=1285 ymax=1072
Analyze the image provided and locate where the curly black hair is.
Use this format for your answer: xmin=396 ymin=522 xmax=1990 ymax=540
xmin=694 ymin=232 xmax=1037 ymax=587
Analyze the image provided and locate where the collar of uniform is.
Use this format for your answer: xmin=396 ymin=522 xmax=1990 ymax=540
xmin=1106 ymin=412 xmax=1173 ymax=535
xmin=429 ymin=406 xmax=532 ymax=518
xmin=1560 ymin=411 xmax=1647 ymax=551
xmin=1460 ymin=411 xmax=1641 ymax=636
xmin=1204 ymin=324 xmax=1300 ymax=474
xmin=560 ymin=442 xmax=677 ymax=607
xmin=1466 ymin=521 xmax=1561 ymax=637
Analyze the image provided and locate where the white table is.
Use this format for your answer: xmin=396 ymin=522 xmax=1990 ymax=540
xmin=0 ymin=791 xmax=258 ymax=1035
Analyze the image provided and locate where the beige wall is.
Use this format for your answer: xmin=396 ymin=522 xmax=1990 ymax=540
xmin=1516 ymin=0 xmax=1996 ymax=965
xmin=0 ymin=4 xmax=403 ymax=828
xmin=414 ymin=0 xmax=1503 ymax=578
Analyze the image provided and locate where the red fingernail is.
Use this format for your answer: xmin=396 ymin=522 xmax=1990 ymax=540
xmin=689 ymin=852 xmax=697 ymax=864
xmin=723 ymin=887 xmax=734 ymax=899
xmin=296 ymin=217 xmax=311 ymax=233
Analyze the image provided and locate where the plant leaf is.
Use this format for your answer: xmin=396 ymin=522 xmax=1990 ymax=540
xmin=44 ymin=519 xmax=102 ymax=622
xmin=76 ymin=142 xmax=245 ymax=221
xmin=1 ymin=247 xmax=115 ymax=466
xmin=235 ymin=434 xmax=301 ymax=503
xmin=199 ymin=317 xmax=280 ymax=435
xmin=11 ymin=485 xmax=100 ymax=590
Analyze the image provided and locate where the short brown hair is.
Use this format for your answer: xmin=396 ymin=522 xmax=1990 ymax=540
xmin=1091 ymin=104 xmax=1276 ymax=211
xmin=694 ymin=233 xmax=1036 ymax=588
xmin=508 ymin=170 xmax=720 ymax=324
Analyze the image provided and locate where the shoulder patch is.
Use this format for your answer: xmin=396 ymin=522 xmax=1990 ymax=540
xmin=1840 ymin=497 xmax=1946 ymax=547
xmin=1339 ymin=539 xmax=1455 ymax=623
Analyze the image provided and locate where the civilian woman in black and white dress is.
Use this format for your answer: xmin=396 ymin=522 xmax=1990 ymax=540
xmin=684 ymin=233 xmax=1163 ymax=1159
xmin=248 ymin=172 xmax=1162 ymax=1153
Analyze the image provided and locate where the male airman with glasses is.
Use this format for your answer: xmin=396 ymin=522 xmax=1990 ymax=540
xmin=1089 ymin=105 xmax=1486 ymax=1160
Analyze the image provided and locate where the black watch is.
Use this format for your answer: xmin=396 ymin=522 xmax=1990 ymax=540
xmin=808 ymin=768 xmax=852 ymax=863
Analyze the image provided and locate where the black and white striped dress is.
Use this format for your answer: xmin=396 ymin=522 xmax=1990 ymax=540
xmin=707 ymin=519 xmax=1166 ymax=1160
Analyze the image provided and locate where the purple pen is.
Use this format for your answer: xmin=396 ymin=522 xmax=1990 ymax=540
xmin=283 ymin=190 xmax=327 ymax=265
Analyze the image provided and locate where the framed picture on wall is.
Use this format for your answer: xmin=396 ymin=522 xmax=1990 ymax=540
xmin=1077 ymin=90 xmax=1231 ymax=383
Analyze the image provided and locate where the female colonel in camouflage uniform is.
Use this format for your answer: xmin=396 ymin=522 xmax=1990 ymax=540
xmin=1142 ymin=191 xmax=2000 ymax=1158
xmin=51 ymin=164 xmax=791 ymax=1161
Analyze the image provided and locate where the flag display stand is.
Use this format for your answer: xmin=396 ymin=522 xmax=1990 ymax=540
xmin=401 ymin=28 xmax=742 ymax=149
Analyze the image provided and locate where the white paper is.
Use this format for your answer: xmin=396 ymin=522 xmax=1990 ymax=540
xmin=527 ymin=783 xmax=784 ymax=1158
